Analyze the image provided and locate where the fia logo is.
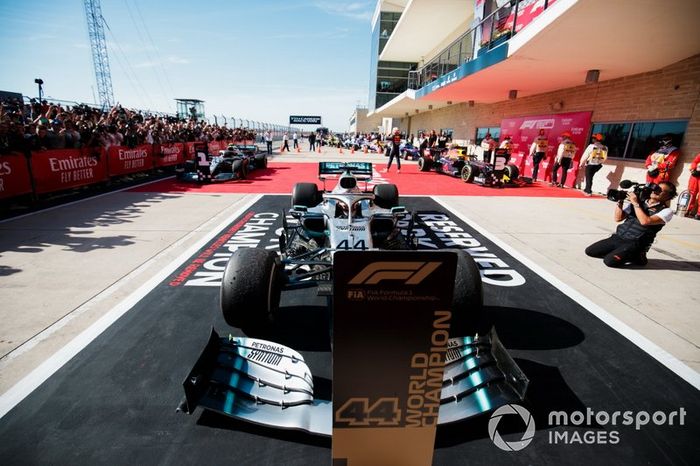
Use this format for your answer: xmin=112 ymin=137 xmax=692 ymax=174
xmin=347 ymin=290 xmax=366 ymax=301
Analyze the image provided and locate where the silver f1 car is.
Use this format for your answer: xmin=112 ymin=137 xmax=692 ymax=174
xmin=179 ymin=162 xmax=528 ymax=435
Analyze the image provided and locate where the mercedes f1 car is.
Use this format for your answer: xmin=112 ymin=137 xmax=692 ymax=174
xmin=233 ymin=144 xmax=268 ymax=169
xmin=177 ymin=143 xmax=267 ymax=183
xmin=418 ymin=147 xmax=521 ymax=187
xmin=178 ymin=161 xmax=528 ymax=436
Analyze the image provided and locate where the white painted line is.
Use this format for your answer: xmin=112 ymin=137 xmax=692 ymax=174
xmin=0 ymin=176 xmax=175 ymax=224
xmin=0 ymin=194 xmax=263 ymax=419
xmin=433 ymin=197 xmax=700 ymax=391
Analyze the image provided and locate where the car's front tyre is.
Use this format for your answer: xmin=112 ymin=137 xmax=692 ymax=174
xmin=449 ymin=249 xmax=486 ymax=336
xmin=221 ymin=248 xmax=284 ymax=332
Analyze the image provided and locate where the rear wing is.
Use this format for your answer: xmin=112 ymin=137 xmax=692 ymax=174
xmin=318 ymin=162 xmax=372 ymax=180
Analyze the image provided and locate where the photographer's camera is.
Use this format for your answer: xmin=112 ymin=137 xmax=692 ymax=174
xmin=607 ymin=179 xmax=661 ymax=203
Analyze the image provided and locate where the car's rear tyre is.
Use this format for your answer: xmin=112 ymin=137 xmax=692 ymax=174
xmin=449 ymin=249 xmax=486 ymax=336
xmin=232 ymin=159 xmax=244 ymax=179
xmin=461 ymin=164 xmax=477 ymax=182
xmin=255 ymin=154 xmax=267 ymax=168
xmin=221 ymin=248 xmax=284 ymax=331
xmin=373 ymin=183 xmax=399 ymax=209
xmin=292 ymin=182 xmax=320 ymax=207
xmin=504 ymin=163 xmax=519 ymax=181
xmin=418 ymin=157 xmax=431 ymax=172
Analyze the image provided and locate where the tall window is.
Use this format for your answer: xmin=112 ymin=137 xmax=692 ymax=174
xmin=590 ymin=120 xmax=687 ymax=161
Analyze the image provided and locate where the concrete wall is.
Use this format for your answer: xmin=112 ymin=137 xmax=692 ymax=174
xmin=404 ymin=54 xmax=700 ymax=195
xmin=351 ymin=108 xmax=386 ymax=134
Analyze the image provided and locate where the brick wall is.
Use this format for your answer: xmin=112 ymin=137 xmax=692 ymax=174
xmin=405 ymin=54 xmax=700 ymax=195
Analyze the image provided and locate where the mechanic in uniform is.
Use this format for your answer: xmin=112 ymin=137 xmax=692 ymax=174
xmin=481 ymin=132 xmax=496 ymax=164
xmin=499 ymin=135 xmax=513 ymax=162
xmin=585 ymin=182 xmax=677 ymax=267
xmin=686 ymin=152 xmax=700 ymax=218
xmin=579 ymin=133 xmax=608 ymax=196
xmin=645 ymin=134 xmax=680 ymax=184
xmin=293 ymin=132 xmax=298 ymax=149
xmin=281 ymin=132 xmax=290 ymax=153
xmin=383 ymin=127 xmax=402 ymax=173
xmin=528 ymin=129 xmax=549 ymax=181
xmin=551 ymin=132 xmax=577 ymax=188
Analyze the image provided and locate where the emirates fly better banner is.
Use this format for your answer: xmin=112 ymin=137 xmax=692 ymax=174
xmin=107 ymin=144 xmax=153 ymax=176
xmin=0 ymin=152 xmax=33 ymax=200
xmin=30 ymin=148 xmax=108 ymax=194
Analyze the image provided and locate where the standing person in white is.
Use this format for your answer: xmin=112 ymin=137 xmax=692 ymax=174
xmin=551 ymin=132 xmax=577 ymax=188
xmin=265 ymin=130 xmax=272 ymax=155
xmin=529 ymin=129 xmax=549 ymax=181
xmin=579 ymin=133 xmax=608 ymax=196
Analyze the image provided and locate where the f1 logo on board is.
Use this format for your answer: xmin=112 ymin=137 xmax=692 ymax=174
xmin=519 ymin=119 xmax=555 ymax=130
xmin=348 ymin=262 xmax=442 ymax=285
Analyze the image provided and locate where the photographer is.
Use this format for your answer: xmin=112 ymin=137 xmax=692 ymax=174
xmin=585 ymin=181 xmax=677 ymax=267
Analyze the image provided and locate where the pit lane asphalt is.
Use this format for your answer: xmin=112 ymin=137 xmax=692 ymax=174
xmin=0 ymin=148 xmax=699 ymax=464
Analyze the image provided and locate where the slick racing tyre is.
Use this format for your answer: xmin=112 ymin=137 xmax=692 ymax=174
xmin=221 ymin=248 xmax=284 ymax=332
xmin=232 ymin=159 xmax=245 ymax=179
xmin=373 ymin=183 xmax=399 ymax=209
xmin=255 ymin=154 xmax=267 ymax=168
xmin=449 ymin=249 xmax=486 ymax=336
xmin=504 ymin=163 xmax=520 ymax=181
xmin=418 ymin=157 xmax=431 ymax=172
xmin=292 ymin=182 xmax=320 ymax=208
xmin=461 ymin=164 xmax=478 ymax=182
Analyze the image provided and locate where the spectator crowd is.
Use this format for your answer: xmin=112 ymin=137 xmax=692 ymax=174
xmin=0 ymin=98 xmax=257 ymax=154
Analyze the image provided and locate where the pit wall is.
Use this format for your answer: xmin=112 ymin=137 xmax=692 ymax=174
xmin=403 ymin=54 xmax=700 ymax=196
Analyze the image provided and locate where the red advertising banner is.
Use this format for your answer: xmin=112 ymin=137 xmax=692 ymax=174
xmin=0 ymin=152 xmax=33 ymax=200
xmin=504 ymin=0 xmax=558 ymax=34
xmin=154 ymin=143 xmax=185 ymax=167
xmin=31 ymin=148 xmax=108 ymax=194
xmin=185 ymin=142 xmax=197 ymax=159
xmin=500 ymin=111 xmax=592 ymax=186
xmin=207 ymin=141 xmax=223 ymax=154
xmin=107 ymin=144 xmax=153 ymax=176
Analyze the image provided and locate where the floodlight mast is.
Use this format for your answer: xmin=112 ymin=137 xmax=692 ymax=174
xmin=84 ymin=0 xmax=115 ymax=109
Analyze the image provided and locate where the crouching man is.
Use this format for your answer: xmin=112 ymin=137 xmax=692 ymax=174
xmin=585 ymin=181 xmax=677 ymax=267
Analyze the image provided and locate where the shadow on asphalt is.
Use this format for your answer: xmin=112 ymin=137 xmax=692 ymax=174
xmin=487 ymin=306 xmax=586 ymax=351
xmin=1 ymin=174 xmax=184 ymax=255
xmin=627 ymin=259 xmax=700 ymax=272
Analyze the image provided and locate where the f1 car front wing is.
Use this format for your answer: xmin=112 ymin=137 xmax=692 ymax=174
xmin=178 ymin=328 xmax=528 ymax=436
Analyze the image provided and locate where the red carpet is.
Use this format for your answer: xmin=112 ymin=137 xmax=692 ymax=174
xmin=129 ymin=162 xmax=593 ymax=198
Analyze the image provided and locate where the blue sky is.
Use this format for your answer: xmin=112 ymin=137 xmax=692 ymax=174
xmin=0 ymin=0 xmax=374 ymax=130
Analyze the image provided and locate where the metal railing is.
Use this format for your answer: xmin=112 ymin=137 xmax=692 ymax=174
xmin=408 ymin=0 xmax=553 ymax=91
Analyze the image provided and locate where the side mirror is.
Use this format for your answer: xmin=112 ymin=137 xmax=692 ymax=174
xmin=391 ymin=206 xmax=406 ymax=214
xmin=292 ymin=205 xmax=308 ymax=212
